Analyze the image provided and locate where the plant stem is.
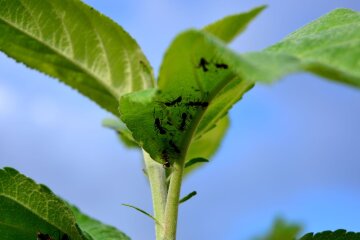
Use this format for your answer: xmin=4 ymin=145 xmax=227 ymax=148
xmin=143 ymin=150 xmax=168 ymax=239
xmin=162 ymin=157 xmax=185 ymax=240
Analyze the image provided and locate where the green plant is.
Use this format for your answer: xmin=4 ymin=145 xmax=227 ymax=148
xmin=0 ymin=1 xmax=359 ymax=239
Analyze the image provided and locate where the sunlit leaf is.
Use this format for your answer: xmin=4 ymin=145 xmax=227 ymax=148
xmin=204 ymin=5 xmax=266 ymax=43
xmin=0 ymin=0 xmax=154 ymax=115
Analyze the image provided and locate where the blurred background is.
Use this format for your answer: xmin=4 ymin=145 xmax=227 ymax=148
xmin=1 ymin=0 xmax=360 ymax=239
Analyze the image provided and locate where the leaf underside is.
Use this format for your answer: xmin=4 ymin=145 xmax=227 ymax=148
xmin=0 ymin=167 xmax=130 ymax=240
xmin=0 ymin=167 xmax=85 ymax=240
xmin=0 ymin=0 xmax=154 ymax=116
xmin=266 ymin=8 xmax=360 ymax=87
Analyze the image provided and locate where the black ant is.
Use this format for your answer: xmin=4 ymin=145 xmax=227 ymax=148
xmin=164 ymin=96 xmax=182 ymax=107
xmin=178 ymin=113 xmax=189 ymax=131
xmin=169 ymin=140 xmax=181 ymax=154
xmin=197 ymin=57 xmax=210 ymax=72
xmin=154 ymin=118 xmax=167 ymax=134
xmin=215 ymin=63 xmax=228 ymax=69
xmin=162 ymin=150 xmax=171 ymax=168
xmin=186 ymin=101 xmax=209 ymax=108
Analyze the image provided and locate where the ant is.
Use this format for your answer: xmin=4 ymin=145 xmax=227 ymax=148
xmin=154 ymin=118 xmax=167 ymax=134
xmin=153 ymin=109 xmax=167 ymax=134
xmin=197 ymin=57 xmax=210 ymax=72
xmin=186 ymin=101 xmax=209 ymax=108
xmin=164 ymin=96 xmax=182 ymax=107
xmin=178 ymin=113 xmax=189 ymax=131
xmin=169 ymin=140 xmax=181 ymax=154
xmin=215 ymin=63 xmax=228 ymax=69
xmin=162 ymin=150 xmax=171 ymax=168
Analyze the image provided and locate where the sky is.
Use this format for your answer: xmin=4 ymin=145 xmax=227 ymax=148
xmin=0 ymin=1 xmax=360 ymax=240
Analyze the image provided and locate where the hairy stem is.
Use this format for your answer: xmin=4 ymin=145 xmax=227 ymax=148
xmin=162 ymin=157 xmax=185 ymax=240
xmin=143 ymin=150 xmax=168 ymax=239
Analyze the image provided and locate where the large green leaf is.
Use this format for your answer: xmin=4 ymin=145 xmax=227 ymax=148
xmin=300 ymin=229 xmax=360 ymax=240
xmin=71 ymin=206 xmax=131 ymax=240
xmin=0 ymin=0 xmax=154 ymax=116
xmin=0 ymin=167 xmax=86 ymax=240
xmin=266 ymin=8 xmax=360 ymax=87
xmin=204 ymin=5 xmax=266 ymax=43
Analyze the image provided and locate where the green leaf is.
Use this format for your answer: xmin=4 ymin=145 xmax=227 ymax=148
xmin=184 ymin=158 xmax=209 ymax=169
xmin=102 ymin=118 xmax=139 ymax=148
xmin=0 ymin=167 xmax=86 ymax=240
xmin=204 ymin=5 xmax=266 ymax=43
xmin=119 ymin=89 xmax=166 ymax=164
xmin=254 ymin=218 xmax=302 ymax=240
xmin=300 ymin=229 xmax=360 ymax=240
xmin=179 ymin=191 xmax=197 ymax=204
xmin=266 ymin=8 xmax=360 ymax=87
xmin=120 ymin=29 xmax=253 ymax=164
xmin=0 ymin=0 xmax=154 ymax=116
xmin=71 ymin=206 xmax=131 ymax=240
xmin=120 ymin=8 xmax=360 ymax=169
xmin=122 ymin=204 xmax=160 ymax=225
xmin=184 ymin=116 xmax=229 ymax=176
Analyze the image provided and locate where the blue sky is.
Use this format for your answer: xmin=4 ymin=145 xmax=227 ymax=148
xmin=0 ymin=1 xmax=360 ymax=239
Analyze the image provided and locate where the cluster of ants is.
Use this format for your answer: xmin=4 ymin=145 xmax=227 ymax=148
xmin=37 ymin=231 xmax=69 ymax=240
xmin=153 ymin=57 xmax=228 ymax=168
xmin=153 ymin=95 xmax=209 ymax=168
xmin=197 ymin=57 xmax=228 ymax=72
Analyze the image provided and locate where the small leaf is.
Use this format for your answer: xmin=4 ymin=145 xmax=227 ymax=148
xmin=184 ymin=115 xmax=229 ymax=176
xmin=254 ymin=218 xmax=302 ymax=240
xmin=103 ymin=118 xmax=139 ymax=148
xmin=300 ymin=229 xmax=360 ymax=240
xmin=0 ymin=0 xmax=154 ymax=115
xmin=204 ymin=5 xmax=266 ymax=43
xmin=0 ymin=167 xmax=87 ymax=240
xmin=179 ymin=191 xmax=197 ymax=205
xmin=71 ymin=206 xmax=131 ymax=240
xmin=184 ymin=158 xmax=209 ymax=169
xmin=122 ymin=204 xmax=160 ymax=225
